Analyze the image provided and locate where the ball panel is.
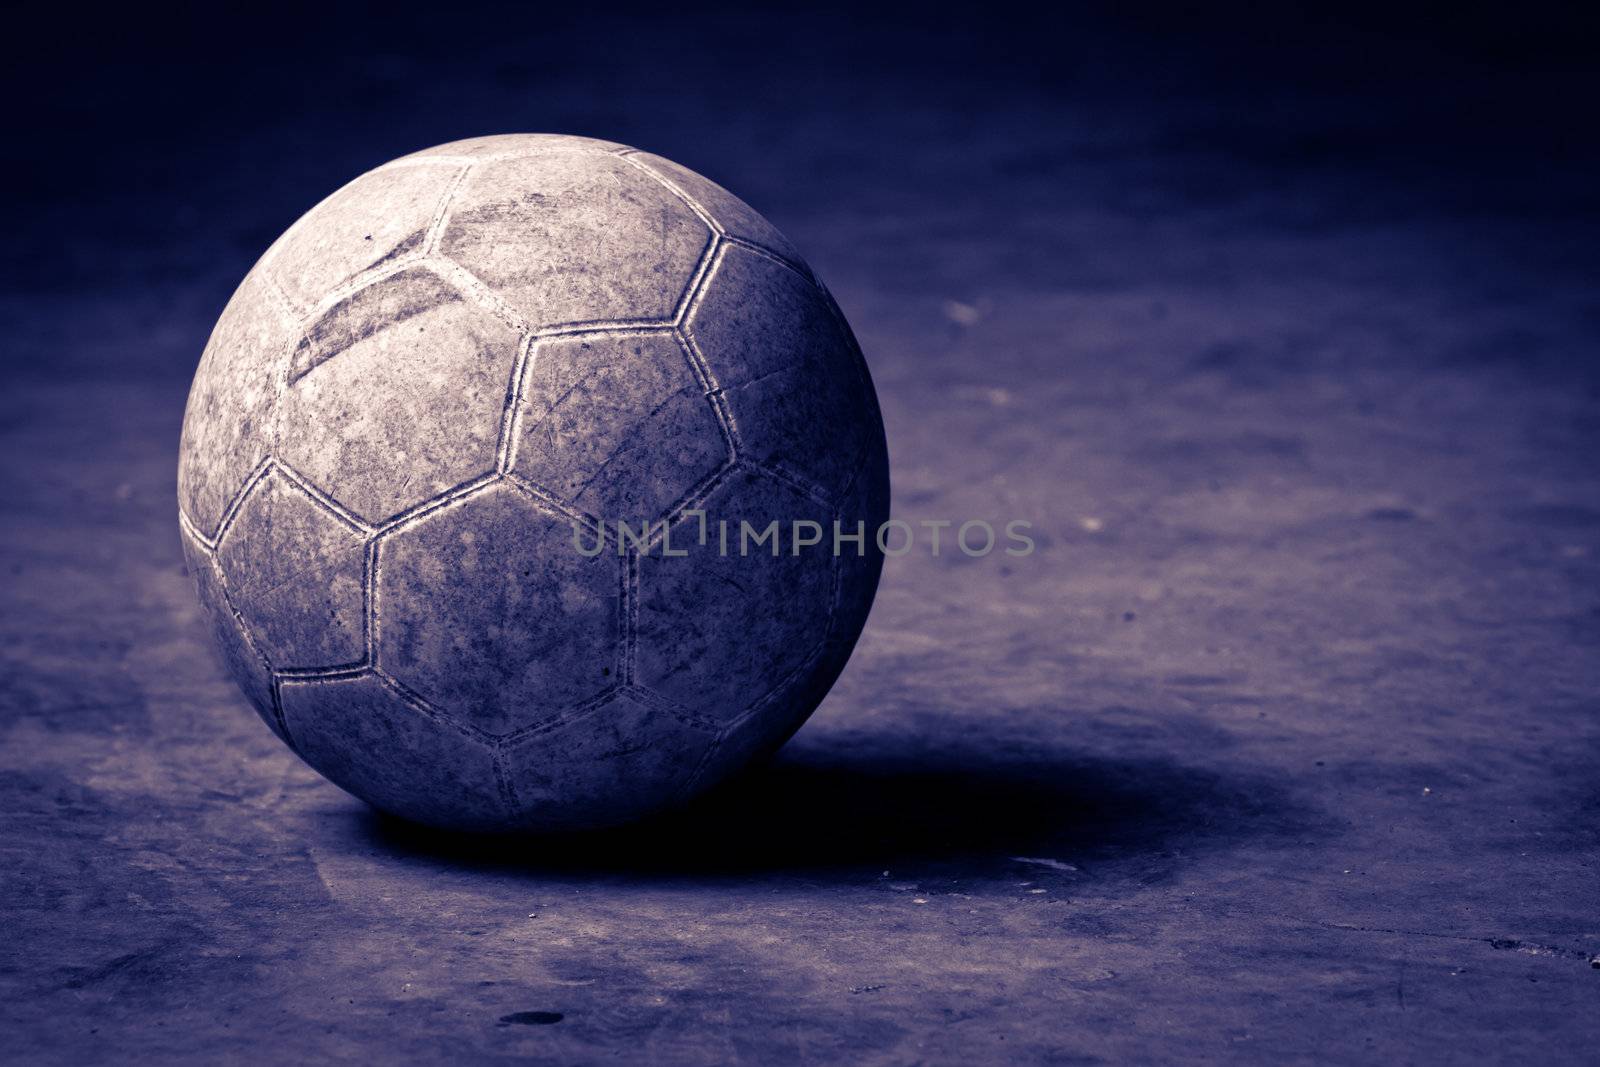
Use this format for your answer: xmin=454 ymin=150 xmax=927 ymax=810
xmin=215 ymin=470 xmax=366 ymax=669
xmin=825 ymin=340 xmax=892 ymax=642
xmin=829 ymin=444 xmax=892 ymax=649
xmin=681 ymin=428 xmax=890 ymax=799
xmin=500 ymin=691 xmax=713 ymax=830
xmin=267 ymin=163 xmax=460 ymax=312
xmin=683 ymin=590 xmax=875 ymax=802
xmin=278 ymin=674 xmax=507 ymax=830
xmin=377 ymin=483 xmax=621 ymax=736
xmin=636 ymin=468 xmax=835 ymax=723
xmin=180 ymin=527 xmax=283 ymax=741
xmin=276 ymin=267 xmax=521 ymax=523
xmin=438 ymin=153 xmax=710 ymax=327
xmin=683 ymin=671 xmax=821 ymax=799
xmin=687 ymin=246 xmax=875 ymax=501
xmin=629 ymin=153 xmax=803 ymax=266
xmin=513 ymin=332 xmax=728 ymax=522
xmin=178 ymin=269 xmax=295 ymax=537
xmin=399 ymin=133 xmax=628 ymax=161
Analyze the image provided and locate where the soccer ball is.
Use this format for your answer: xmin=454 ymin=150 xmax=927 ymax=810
xmin=178 ymin=134 xmax=889 ymax=831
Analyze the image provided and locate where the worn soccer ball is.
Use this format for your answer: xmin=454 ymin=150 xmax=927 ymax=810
xmin=178 ymin=134 xmax=889 ymax=831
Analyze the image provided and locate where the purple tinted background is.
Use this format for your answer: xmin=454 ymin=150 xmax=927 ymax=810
xmin=2 ymin=3 xmax=1598 ymax=1063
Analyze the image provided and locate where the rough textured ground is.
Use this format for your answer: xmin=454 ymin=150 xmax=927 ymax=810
xmin=2 ymin=6 xmax=1598 ymax=1064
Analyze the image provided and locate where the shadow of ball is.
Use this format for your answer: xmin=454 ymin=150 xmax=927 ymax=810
xmin=177 ymin=134 xmax=889 ymax=832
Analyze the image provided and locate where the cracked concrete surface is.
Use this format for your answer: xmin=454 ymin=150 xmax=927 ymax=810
xmin=2 ymin=5 xmax=1598 ymax=1064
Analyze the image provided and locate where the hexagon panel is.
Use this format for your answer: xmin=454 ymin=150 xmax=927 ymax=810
xmin=267 ymin=162 xmax=461 ymax=312
xmin=180 ymin=528 xmax=282 ymax=740
xmin=827 ymin=413 xmax=891 ymax=644
xmin=215 ymin=469 xmax=366 ymax=670
xmin=377 ymin=483 xmax=621 ymax=736
xmin=438 ymin=152 xmax=710 ymax=327
xmin=689 ymin=691 xmax=818 ymax=800
xmin=500 ymin=691 xmax=714 ymax=830
xmin=277 ymin=266 xmax=521 ymax=523
xmin=687 ymin=244 xmax=877 ymax=500
xmin=636 ymin=467 xmax=835 ymax=723
xmin=178 ymin=268 xmax=296 ymax=538
xmin=628 ymin=152 xmax=804 ymax=267
xmin=513 ymin=331 xmax=727 ymax=522
xmin=278 ymin=674 xmax=506 ymax=830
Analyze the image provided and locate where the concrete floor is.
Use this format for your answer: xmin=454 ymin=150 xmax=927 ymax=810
xmin=3 ymin=7 xmax=1598 ymax=1063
